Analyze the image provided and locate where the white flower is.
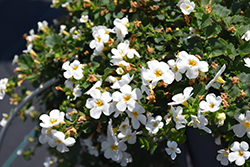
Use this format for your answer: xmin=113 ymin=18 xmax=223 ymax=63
xmin=242 ymin=30 xmax=250 ymax=41
xmin=216 ymin=149 xmax=229 ymax=166
xmin=244 ymin=57 xmax=250 ymax=68
xmin=59 ymin=25 xmax=70 ymax=36
xmin=0 ymin=113 xmax=8 ymax=127
xmin=171 ymin=106 xmax=187 ymax=130
xmin=48 ymin=130 xmax=76 ymax=153
xmin=232 ymin=110 xmax=250 ymax=139
xmin=228 ymin=141 xmax=250 ymax=166
xmin=168 ymin=86 xmax=193 ymax=106
xmin=145 ymin=115 xmax=164 ymax=134
xmin=178 ymin=0 xmax=195 ymax=15
xmin=113 ymin=16 xmax=129 ymax=43
xmin=111 ymin=73 xmax=134 ymax=89
xmin=142 ymin=60 xmax=175 ymax=86
xmin=22 ymin=43 xmax=37 ymax=56
xmin=205 ymin=64 xmax=226 ymax=90
xmin=70 ymin=84 xmax=82 ymax=101
xmin=12 ymin=54 xmax=19 ymax=65
xmin=117 ymin=152 xmax=133 ymax=167
xmin=126 ymin=103 xmax=146 ymax=129
xmin=116 ymin=67 xmax=124 ymax=75
xmin=84 ymin=79 xmax=102 ymax=95
xmin=39 ymin=109 xmax=65 ymax=128
xmin=105 ymin=75 xmax=118 ymax=84
xmin=164 ymin=113 xmax=172 ymax=125
xmin=188 ymin=113 xmax=212 ymax=134
xmin=177 ymin=51 xmax=208 ymax=79
xmin=37 ymin=20 xmax=49 ymax=33
xmin=89 ymin=26 xmax=110 ymax=53
xmin=101 ymin=136 xmax=127 ymax=162
xmin=43 ymin=156 xmax=57 ymax=167
xmin=118 ymin=128 xmax=138 ymax=144
xmin=64 ymin=79 xmax=73 ymax=90
xmin=112 ymin=84 xmax=142 ymax=112
xmin=118 ymin=117 xmax=131 ymax=134
xmin=83 ymin=138 xmax=99 ymax=157
xmin=183 ymin=27 xmax=201 ymax=40
xmin=86 ymin=89 xmax=113 ymax=119
xmin=199 ymin=93 xmax=222 ymax=112
xmin=80 ymin=15 xmax=88 ymax=23
xmin=0 ymin=78 xmax=8 ymax=100
xmin=165 ymin=141 xmax=181 ymax=160
xmin=39 ymin=128 xmax=53 ymax=144
xmin=216 ymin=113 xmax=226 ymax=127
xmin=168 ymin=59 xmax=182 ymax=82
xmin=62 ymin=60 xmax=84 ymax=80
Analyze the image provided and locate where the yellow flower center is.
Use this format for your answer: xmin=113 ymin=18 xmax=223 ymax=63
xmin=111 ymin=145 xmax=118 ymax=152
xmin=171 ymin=147 xmax=175 ymax=151
xmin=124 ymin=95 xmax=131 ymax=102
xmin=122 ymin=124 xmax=127 ymax=129
xmin=72 ymin=65 xmax=78 ymax=70
xmin=125 ymin=135 xmax=131 ymax=139
xmin=244 ymin=121 xmax=250 ymax=129
xmin=97 ymin=36 xmax=101 ymax=43
xmin=153 ymin=122 xmax=158 ymax=127
xmin=239 ymin=151 xmax=244 ymax=157
xmin=185 ymin=5 xmax=190 ymax=10
xmin=194 ymin=119 xmax=200 ymax=124
xmin=209 ymin=103 xmax=215 ymax=109
xmin=223 ymin=152 xmax=228 ymax=157
xmin=155 ymin=69 xmax=163 ymax=77
xmin=188 ymin=60 xmax=197 ymax=67
xmin=173 ymin=65 xmax=178 ymax=72
xmin=56 ymin=140 xmax=62 ymax=144
xmin=50 ymin=119 xmax=57 ymax=124
xmin=96 ymin=100 xmax=104 ymax=107
xmin=132 ymin=112 xmax=139 ymax=118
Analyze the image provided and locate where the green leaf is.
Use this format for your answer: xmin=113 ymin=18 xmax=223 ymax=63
xmin=154 ymin=34 xmax=164 ymax=43
xmin=212 ymin=4 xmax=231 ymax=17
xmin=45 ymin=34 xmax=62 ymax=48
xmin=156 ymin=14 xmax=165 ymax=20
xmin=238 ymin=41 xmax=250 ymax=57
xmin=18 ymin=54 xmax=35 ymax=70
xmin=205 ymin=24 xmax=222 ymax=38
xmin=102 ymin=67 xmax=113 ymax=81
xmin=201 ymin=14 xmax=212 ymax=28
xmin=228 ymin=86 xmax=241 ymax=97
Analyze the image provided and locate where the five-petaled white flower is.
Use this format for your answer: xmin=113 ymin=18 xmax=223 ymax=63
xmin=80 ymin=15 xmax=88 ymax=23
xmin=142 ymin=60 xmax=175 ymax=86
xmin=86 ymin=89 xmax=113 ymax=119
xmin=242 ymin=30 xmax=250 ymax=41
xmin=145 ymin=115 xmax=164 ymax=135
xmin=126 ymin=103 xmax=146 ymax=129
xmin=216 ymin=149 xmax=229 ymax=166
xmin=199 ymin=93 xmax=222 ymax=112
xmin=171 ymin=106 xmax=187 ymax=130
xmin=48 ymin=130 xmax=76 ymax=153
xmin=205 ymin=64 xmax=226 ymax=90
xmin=188 ymin=113 xmax=212 ymax=134
xmin=62 ymin=60 xmax=84 ymax=80
xmin=228 ymin=141 xmax=250 ymax=166
xmin=70 ymin=84 xmax=82 ymax=101
xmin=112 ymin=84 xmax=142 ymax=112
xmin=39 ymin=109 xmax=65 ymax=128
xmin=165 ymin=141 xmax=181 ymax=160
xmin=113 ymin=16 xmax=129 ymax=43
xmin=177 ymin=51 xmax=208 ymax=79
xmin=101 ymin=136 xmax=127 ymax=162
xmin=168 ymin=86 xmax=193 ymax=107
xmin=90 ymin=26 xmax=110 ymax=54
xmin=177 ymin=0 xmax=195 ymax=15
xmin=232 ymin=110 xmax=250 ymax=139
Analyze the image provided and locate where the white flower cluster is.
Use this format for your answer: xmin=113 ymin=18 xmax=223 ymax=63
xmin=0 ymin=78 xmax=8 ymax=100
xmin=39 ymin=109 xmax=76 ymax=153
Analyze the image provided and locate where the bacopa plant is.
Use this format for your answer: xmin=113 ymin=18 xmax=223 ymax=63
xmin=1 ymin=0 xmax=250 ymax=166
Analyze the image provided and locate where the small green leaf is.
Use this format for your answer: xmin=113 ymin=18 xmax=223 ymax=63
xmin=156 ymin=14 xmax=165 ymax=20
xmin=228 ymin=86 xmax=241 ymax=97
xmin=212 ymin=4 xmax=231 ymax=17
xmin=45 ymin=34 xmax=62 ymax=48
xmin=18 ymin=54 xmax=35 ymax=70
xmin=238 ymin=41 xmax=250 ymax=56
xmin=154 ymin=34 xmax=164 ymax=43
